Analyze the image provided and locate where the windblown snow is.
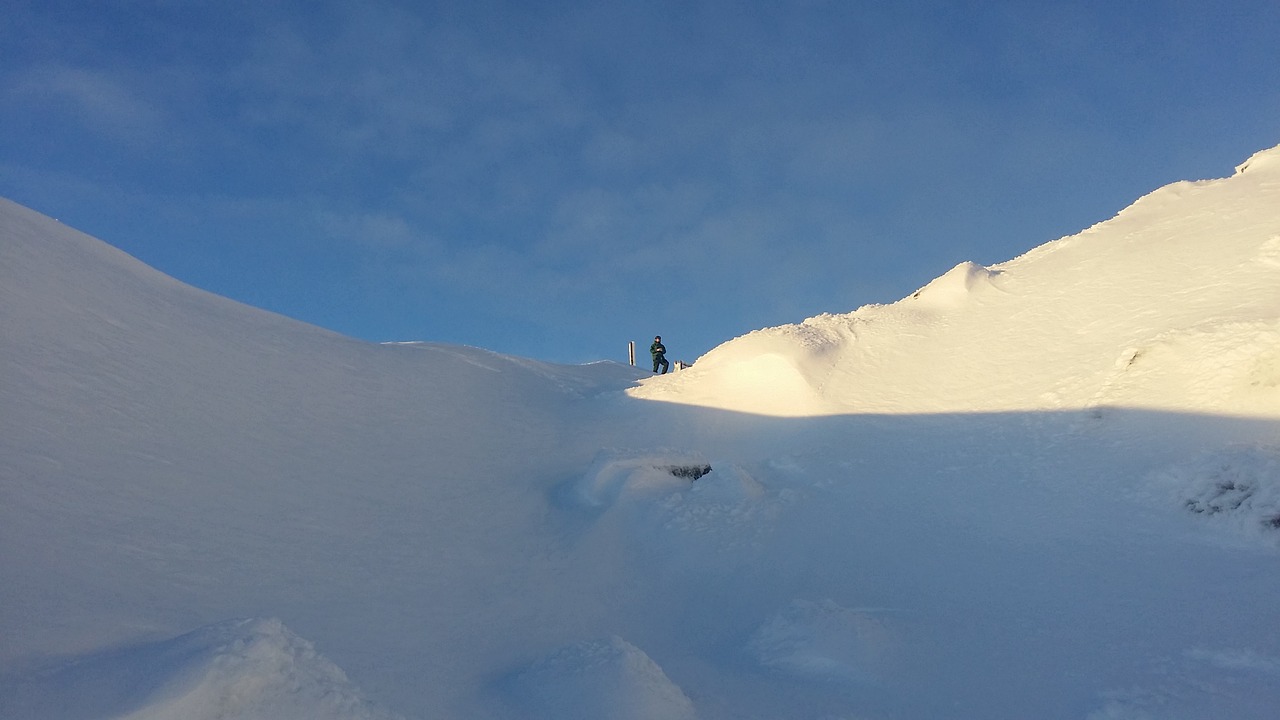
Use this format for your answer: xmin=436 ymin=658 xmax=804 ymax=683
xmin=2 ymin=144 xmax=1280 ymax=720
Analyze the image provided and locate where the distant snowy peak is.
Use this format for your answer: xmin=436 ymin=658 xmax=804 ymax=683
xmin=632 ymin=144 xmax=1280 ymax=417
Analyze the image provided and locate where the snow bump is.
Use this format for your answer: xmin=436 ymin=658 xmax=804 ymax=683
xmin=507 ymin=636 xmax=698 ymax=720
xmin=0 ymin=618 xmax=400 ymax=720
xmin=907 ymin=260 xmax=1004 ymax=310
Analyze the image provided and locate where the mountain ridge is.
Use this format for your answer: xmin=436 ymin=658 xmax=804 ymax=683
xmin=632 ymin=143 xmax=1280 ymax=417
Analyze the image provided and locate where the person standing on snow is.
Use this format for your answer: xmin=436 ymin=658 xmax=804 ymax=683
xmin=650 ymin=336 xmax=670 ymax=374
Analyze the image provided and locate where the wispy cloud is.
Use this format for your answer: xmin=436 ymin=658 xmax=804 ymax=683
xmin=9 ymin=65 xmax=165 ymax=139
xmin=5 ymin=0 xmax=1277 ymax=361
xmin=226 ymin=4 xmax=584 ymax=162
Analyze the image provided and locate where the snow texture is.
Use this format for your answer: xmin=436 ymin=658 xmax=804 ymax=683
xmin=1156 ymin=444 xmax=1280 ymax=544
xmin=573 ymin=451 xmax=714 ymax=507
xmin=747 ymin=599 xmax=904 ymax=686
xmin=4 ymin=143 xmax=1280 ymax=720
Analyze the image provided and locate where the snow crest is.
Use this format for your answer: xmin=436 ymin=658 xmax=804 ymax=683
xmin=1234 ymin=142 xmax=1280 ymax=175
xmin=907 ymin=260 xmax=1004 ymax=310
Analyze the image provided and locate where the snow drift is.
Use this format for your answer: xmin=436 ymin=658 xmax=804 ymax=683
xmin=505 ymin=636 xmax=697 ymax=720
xmin=0 ymin=619 xmax=399 ymax=720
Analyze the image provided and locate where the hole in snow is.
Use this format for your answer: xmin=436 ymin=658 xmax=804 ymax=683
xmin=663 ymin=464 xmax=712 ymax=481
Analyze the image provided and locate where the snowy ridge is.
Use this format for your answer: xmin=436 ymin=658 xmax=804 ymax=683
xmin=632 ymin=143 xmax=1280 ymax=417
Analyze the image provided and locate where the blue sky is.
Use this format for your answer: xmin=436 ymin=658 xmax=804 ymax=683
xmin=3 ymin=0 xmax=1278 ymax=364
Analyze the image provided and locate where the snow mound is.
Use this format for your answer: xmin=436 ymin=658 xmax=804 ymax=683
xmin=907 ymin=260 xmax=1003 ymax=310
xmin=573 ymin=451 xmax=714 ymax=507
xmin=507 ymin=636 xmax=698 ymax=720
xmin=747 ymin=599 xmax=903 ymax=686
xmin=690 ymin=350 xmax=825 ymax=414
xmin=630 ymin=319 xmax=848 ymax=416
xmin=1154 ymin=445 xmax=1280 ymax=545
xmin=0 ymin=618 xmax=400 ymax=720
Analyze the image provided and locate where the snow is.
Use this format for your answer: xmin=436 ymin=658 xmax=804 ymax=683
xmin=746 ymin=599 xmax=904 ymax=686
xmin=1153 ymin=443 xmax=1280 ymax=546
xmin=505 ymin=636 xmax=698 ymax=720
xmin=3 ymin=143 xmax=1280 ymax=719
xmin=0 ymin=618 xmax=400 ymax=720
xmin=634 ymin=143 xmax=1280 ymax=417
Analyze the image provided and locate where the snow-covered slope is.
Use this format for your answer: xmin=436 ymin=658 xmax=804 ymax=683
xmin=633 ymin=144 xmax=1280 ymax=417
xmin=0 ymin=197 xmax=648 ymax=718
xmin=3 ymin=146 xmax=1280 ymax=720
